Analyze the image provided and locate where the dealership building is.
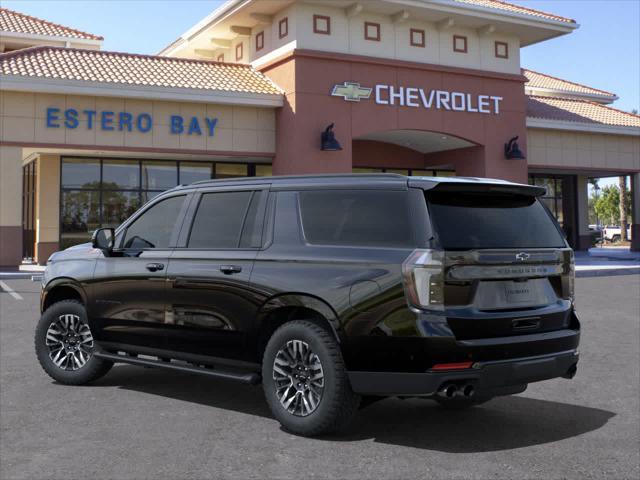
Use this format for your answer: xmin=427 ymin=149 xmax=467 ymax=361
xmin=1 ymin=0 xmax=639 ymax=266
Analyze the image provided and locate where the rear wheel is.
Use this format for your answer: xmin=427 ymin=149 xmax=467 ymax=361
xmin=35 ymin=300 xmax=112 ymax=385
xmin=262 ymin=320 xmax=360 ymax=436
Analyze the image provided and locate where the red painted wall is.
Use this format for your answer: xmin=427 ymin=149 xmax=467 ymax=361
xmin=261 ymin=50 xmax=529 ymax=182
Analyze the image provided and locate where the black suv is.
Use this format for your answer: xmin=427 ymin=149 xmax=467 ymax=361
xmin=36 ymin=174 xmax=580 ymax=436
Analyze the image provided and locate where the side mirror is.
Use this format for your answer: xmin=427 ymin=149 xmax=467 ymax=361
xmin=92 ymin=227 xmax=115 ymax=255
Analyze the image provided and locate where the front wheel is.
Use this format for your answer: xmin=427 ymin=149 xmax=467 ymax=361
xmin=35 ymin=300 xmax=112 ymax=385
xmin=262 ymin=321 xmax=360 ymax=436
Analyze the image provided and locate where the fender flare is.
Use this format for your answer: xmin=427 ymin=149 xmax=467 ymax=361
xmin=257 ymin=293 xmax=342 ymax=340
xmin=41 ymin=277 xmax=87 ymax=312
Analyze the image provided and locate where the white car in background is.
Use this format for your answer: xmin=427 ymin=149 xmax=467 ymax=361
xmin=602 ymin=225 xmax=632 ymax=242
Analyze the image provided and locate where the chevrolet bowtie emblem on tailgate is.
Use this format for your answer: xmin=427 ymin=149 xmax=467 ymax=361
xmin=516 ymin=252 xmax=531 ymax=261
xmin=331 ymin=82 xmax=372 ymax=102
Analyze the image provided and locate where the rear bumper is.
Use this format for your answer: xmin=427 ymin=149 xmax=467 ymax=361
xmin=348 ymin=349 xmax=579 ymax=396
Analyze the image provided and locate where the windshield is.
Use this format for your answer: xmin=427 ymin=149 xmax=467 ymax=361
xmin=426 ymin=192 xmax=566 ymax=250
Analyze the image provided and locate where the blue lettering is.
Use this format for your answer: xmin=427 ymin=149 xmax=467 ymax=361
xmin=101 ymin=111 xmax=114 ymax=131
xmin=83 ymin=110 xmax=96 ymax=129
xmin=137 ymin=113 xmax=152 ymax=133
xmin=187 ymin=117 xmax=202 ymax=135
xmin=170 ymin=115 xmax=183 ymax=134
xmin=46 ymin=108 xmax=60 ymax=128
xmin=118 ymin=112 xmax=133 ymax=132
xmin=205 ymin=117 xmax=218 ymax=136
xmin=64 ymin=108 xmax=79 ymax=129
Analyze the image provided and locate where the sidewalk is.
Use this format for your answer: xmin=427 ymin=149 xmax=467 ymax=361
xmin=575 ymin=247 xmax=640 ymax=277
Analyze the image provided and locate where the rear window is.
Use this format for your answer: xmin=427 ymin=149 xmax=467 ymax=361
xmin=299 ymin=190 xmax=412 ymax=247
xmin=426 ymin=192 xmax=566 ymax=250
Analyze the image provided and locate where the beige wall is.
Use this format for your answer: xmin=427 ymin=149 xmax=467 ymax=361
xmin=195 ymin=3 xmax=520 ymax=74
xmin=36 ymin=154 xmax=60 ymax=244
xmin=0 ymin=91 xmax=277 ymax=154
xmin=0 ymin=145 xmax=22 ymax=228
xmin=527 ymin=128 xmax=640 ymax=171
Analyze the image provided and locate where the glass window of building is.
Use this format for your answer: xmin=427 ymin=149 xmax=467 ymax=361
xmin=216 ymin=163 xmax=248 ymax=179
xmin=529 ymin=175 xmax=564 ymax=227
xmin=180 ymin=162 xmax=213 ymax=184
xmin=103 ymin=159 xmax=139 ymax=190
xmin=59 ymin=157 xmax=270 ymax=249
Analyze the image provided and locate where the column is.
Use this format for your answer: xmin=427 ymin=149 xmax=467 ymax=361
xmin=631 ymin=172 xmax=640 ymax=251
xmin=576 ymin=175 xmax=591 ymax=250
xmin=0 ymin=146 xmax=24 ymax=267
xmin=36 ymin=154 xmax=61 ymax=264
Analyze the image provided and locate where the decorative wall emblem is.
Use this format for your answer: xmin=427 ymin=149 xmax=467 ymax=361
xmin=331 ymin=82 xmax=372 ymax=102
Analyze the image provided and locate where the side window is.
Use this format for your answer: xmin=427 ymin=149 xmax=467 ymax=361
xmin=188 ymin=191 xmax=257 ymax=249
xmin=298 ymin=190 xmax=413 ymax=247
xmin=239 ymin=191 xmax=268 ymax=248
xmin=122 ymin=195 xmax=186 ymax=249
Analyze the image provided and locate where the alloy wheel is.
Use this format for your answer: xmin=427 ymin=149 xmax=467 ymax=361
xmin=272 ymin=339 xmax=325 ymax=417
xmin=45 ymin=314 xmax=94 ymax=371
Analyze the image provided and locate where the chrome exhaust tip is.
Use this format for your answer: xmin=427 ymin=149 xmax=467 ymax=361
xmin=438 ymin=383 xmax=458 ymax=398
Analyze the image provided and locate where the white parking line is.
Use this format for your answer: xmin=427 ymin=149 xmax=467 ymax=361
xmin=0 ymin=281 xmax=23 ymax=300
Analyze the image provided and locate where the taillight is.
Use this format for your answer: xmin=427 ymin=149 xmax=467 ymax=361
xmin=402 ymin=249 xmax=445 ymax=311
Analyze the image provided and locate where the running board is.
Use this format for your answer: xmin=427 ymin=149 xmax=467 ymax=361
xmin=94 ymin=351 xmax=261 ymax=385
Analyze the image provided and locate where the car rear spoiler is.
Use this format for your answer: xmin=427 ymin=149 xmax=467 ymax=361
xmin=408 ymin=177 xmax=546 ymax=197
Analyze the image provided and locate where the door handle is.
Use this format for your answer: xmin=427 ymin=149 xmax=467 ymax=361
xmin=220 ymin=265 xmax=242 ymax=275
xmin=146 ymin=263 xmax=165 ymax=272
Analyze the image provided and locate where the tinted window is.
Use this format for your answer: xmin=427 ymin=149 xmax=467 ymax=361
xmin=426 ymin=192 xmax=566 ymax=250
xmin=122 ymin=195 xmax=185 ymax=249
xmin=188 ymin=191 xmax=253 ymax=248
xmin=299 ymin=190 xmax=413 ymax=247
xmin=239 ymin=191 xmax=268 ymax=248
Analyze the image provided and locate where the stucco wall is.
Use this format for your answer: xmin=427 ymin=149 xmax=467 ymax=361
xmin=527 ymin=128 xmax=640 ymax=171
xmin=0 ymin=91 xmax=276 ymax=154
xmin=243 ymin=3 xmax=520 ymax=74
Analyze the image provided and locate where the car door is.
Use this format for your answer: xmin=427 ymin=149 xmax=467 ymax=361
xmin=89 ymin=193 xmax=190 ymax=351
xmin=164 ymin=186 xmax=269 ymax=361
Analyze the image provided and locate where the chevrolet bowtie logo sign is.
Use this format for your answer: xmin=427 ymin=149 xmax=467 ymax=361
xmin=331 ymin=82 xmax=372 ymax=102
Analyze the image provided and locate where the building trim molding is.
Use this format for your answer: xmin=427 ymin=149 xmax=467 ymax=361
xmin=527 ymin=118 xmax=640 ymax=136
xmin=0 ymin=140 xmax=275 ymax=159
xmin=256 ymin=48 xmax=527 ymax=82
xmin=0 ymin=75 xmax=284 ymax=107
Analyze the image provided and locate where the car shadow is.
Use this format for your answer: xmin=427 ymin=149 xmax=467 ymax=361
xmin=91 ymin=365 xmax=615 ymax=453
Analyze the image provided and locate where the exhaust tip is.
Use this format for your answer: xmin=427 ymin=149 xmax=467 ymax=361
xmin=438 ymin=383 xmax=458 ymax=398
xmin=462 ymin=384 xmax=475 ymax=397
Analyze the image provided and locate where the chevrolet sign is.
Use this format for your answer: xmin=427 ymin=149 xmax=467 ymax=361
xmin=331 ymin=81 xmax=502 ymax=114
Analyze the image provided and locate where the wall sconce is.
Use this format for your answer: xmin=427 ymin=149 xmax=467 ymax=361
xmin=321 ymin=123 xmax=342 ymax=151
xmin=504 ymin=136 xmax=525 ymax=160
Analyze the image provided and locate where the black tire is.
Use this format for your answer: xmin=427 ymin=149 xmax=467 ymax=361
xmin=262 ymin=320 xmax=360 ymax=436
xmin=35 ymin=300 xmax=112 ymax=385
xmin=433 ymin=395 xmax=493 ymax=410
xmin=611 ymin=234 xmax=621 ymax=243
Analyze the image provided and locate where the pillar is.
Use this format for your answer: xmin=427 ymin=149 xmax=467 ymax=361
xmin=36 ymin=155 xmax=60 ymax=264
xmin=631 ymin=172 xmax=640 ymax=251
xmin=0 ymin=146 xmax=23 ymax=267
xmin=576 ymin=175 xmax=591 ymax=250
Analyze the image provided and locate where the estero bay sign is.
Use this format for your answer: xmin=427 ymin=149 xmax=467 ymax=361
xmin=331 ymin=81 xmax=503 ymax=114
xmin=45 ymin=107 xmax=220 ymax=136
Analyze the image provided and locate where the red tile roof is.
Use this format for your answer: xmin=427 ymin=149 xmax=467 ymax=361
xmin=0 ymin=46 xmax=282 ymax=95
xmin=453 ymin=0 xmax=575 ymax=24
xmin=0 ymin=7 xmax=102 ymax=41
xmin=527 ymin=96 xmax=640 ymax=128
xmin=524 ymin=69 xmax=616 ymax=99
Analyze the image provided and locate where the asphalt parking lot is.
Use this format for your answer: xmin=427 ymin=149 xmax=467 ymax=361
xmin=1 ymin=275 xmax=639 ymax=480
